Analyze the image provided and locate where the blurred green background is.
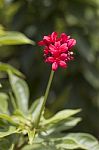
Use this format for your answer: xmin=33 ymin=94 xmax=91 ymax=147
xmin=0 ymin=0 xmax=99 ymax=139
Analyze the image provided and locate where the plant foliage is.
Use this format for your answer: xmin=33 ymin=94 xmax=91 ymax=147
xmin=0 ymin=63 xmax=99 ymax=149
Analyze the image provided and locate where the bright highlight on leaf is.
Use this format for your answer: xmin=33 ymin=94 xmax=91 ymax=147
xmin=0 ymin=29 xmax=35 ymax=46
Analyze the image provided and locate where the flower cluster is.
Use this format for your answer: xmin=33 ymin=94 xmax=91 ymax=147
xmin=38 ymin=32 xmax=76 ymax=71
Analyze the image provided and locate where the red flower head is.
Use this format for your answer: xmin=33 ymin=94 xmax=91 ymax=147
xmin=38 ymin=32 xmax=76 ymax=71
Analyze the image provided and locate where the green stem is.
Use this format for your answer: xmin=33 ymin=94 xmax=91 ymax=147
xmin=36 ymin=70 xmax=54 ymax=127
xmin=42 ymin=70 xmax=54 ymax=112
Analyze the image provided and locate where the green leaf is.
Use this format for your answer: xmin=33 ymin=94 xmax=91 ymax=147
xmin=56 ymin=133 xmax=99 ymax=150
xmin=0 ymin=31 xmax=34 ymax=46
xmin=0 ymin=114 xmax=18 ymax=126
xmin=0 ymin=134 xmax=18 ymax=150
xmin=21 ymin=144 xmax=56 ymax=150
xmin=44 ymin=117 xmax=81 ymax=135
xmin=0 ymin=93 xmax=8 ymax=113
xmin=9 ymin=143 xmax=15 ymax=150
xmin=9 ymin=92 xmax=17 ymax=110
xmin=0 ymin=62 xmax=24 ymax=77
xmin=29 ymin=96 xmax=44 ymax=114
xmin=31 ymin=97 xmax=44 ymax=127
xmin=41 ymin=109 xmax=81 ymax=126
xmin=8 ymin=72 xmax=29 ymax=114
xmin=0 ymin=138 xmax=12 ymax=150
xmin=56 ymin=138 xmax=80 ymax=149
xmin=0 ymin=126 xmax=18 ymax=138
xmin=13 ymin=109 xmax=29 ymax=125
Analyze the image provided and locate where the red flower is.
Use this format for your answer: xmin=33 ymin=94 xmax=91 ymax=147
xmin=38 ymin=32 xmax=57 ymax=46
xmin=38 ymin=32 xmax=76 ymax=71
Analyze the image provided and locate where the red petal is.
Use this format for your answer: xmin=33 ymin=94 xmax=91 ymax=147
xmin=60 ymin=33 xmax=68 ymax=42
xmin=47 ymin=57 xmax=54 ymax=63
xmin=59 ymin=43 xmax=68 ymax=52
xmin=51 ymin=32 xmax=58 ymax=42
xmin=59 ymin=61 xmax=67 ymax=68
xmin=52 ymin=62 xmax=58 ymax=71
xmin=60 ymin=53 xmax=67 ymax=60
xmin=43 ymin=36 xmax=51 ymax=42
xmin=44 ymin=49 xmax=49 ymax=54
xmin=38 ymin=40 xmax=45 ymax=46
xmin=49 ymin=44 xmax=55 ymax=51
xmin=68 ymin=39 xmax=76 ymax=49
xmin=55 ymin=41 xmax=60 ymax=47
xmin=49 ymin=44 xmax=58 ymax=55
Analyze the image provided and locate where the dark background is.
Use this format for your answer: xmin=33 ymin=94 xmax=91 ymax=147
xmin=0 ymin=0 xmax=99 ymax=138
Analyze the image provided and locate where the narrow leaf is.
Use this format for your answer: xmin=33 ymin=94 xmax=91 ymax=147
xmin=44 ymin=117 xmax=81 ymax=135
xmin=42 ymin=109 xmax=81 ymax=125
xmin=0 ymin=126 xmax=18 ymax=138
xmin=0 ymin=114 xmax=18 ymax=125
